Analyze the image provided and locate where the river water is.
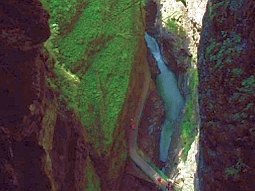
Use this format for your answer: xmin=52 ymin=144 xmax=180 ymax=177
xmin=144 ymin=33 xmax=184 ymax=162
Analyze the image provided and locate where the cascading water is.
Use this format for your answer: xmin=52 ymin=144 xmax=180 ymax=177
xmin=144 ymin=33 xmax=185 ymax=162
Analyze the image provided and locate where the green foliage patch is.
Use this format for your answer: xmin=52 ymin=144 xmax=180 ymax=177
xmin=165 ymin=12 xmax=186 ymax=36
xmin=75 ymin=1 xmax=140 ymax=155
xmin=206 ymin=32 xmax=242 ymax=69
xmin=42 ymin=0 xmax=143 ymax=190
xmin=84 ymin=156 xmax=101 ymax=191
xmin=42 ymin=0 xmax=143 ymax=155
xmin=232 ymin=68 xmax=243 ymax=75
xmin=49 ymin=63 xmax=80 ymax=109
xmin=209 ymin=1 xmax=230 ymax=20
xmin=175 ymin=0 xmax=187 ymax=7
xmin=225 ymin=159 xmax=249 ymax=178
xmin=180 ymin=68 xmax=198 ymax=161
xmin=45 ymin=0 xmax=88 ymax=33
xmin=225 ymin=167 xmax=239 ymax=177
xmin=239 ymin=75 xmax=255 ymax=93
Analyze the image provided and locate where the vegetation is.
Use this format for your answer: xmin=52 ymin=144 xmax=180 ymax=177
xmin=205 ymin=32 xmax=242 ymax=69
xmin=107 ymin=134 xmax=127 ymax=179
xmin=137 ymin=149 xmax=169 ymax=180
xmin=42 ymin=0 xmax=143 ymax=156
xmin=84 ymin=156 xmax=101 ymax=191
xmin=41 ymin=0 xmax=88 ymax=33
xmin=164 ymin=11 xmax=186 ymax=36
xmin=232 ymin=68 xmax=243 ymax=75
xmin=160 ymin=5 xmax=198 ymax=163
xmin=239 ymin=75 xmax=255 ymax=93
xmin=225 ymin=167 xmax=239 ymax=177
xmin=225 ymin=158 xmax=249 ymax=178
xmin=208 ymin=1 xmax=228 ymax=20
xmin=176 ymin=0 xmax=187 ymax=7
xmin=180 ymin=68 xmax=199 ymax=161
xmin=41 ymin=0 xmax=144 ymax=189
xmin=74 ymin=0 xmax=142 ymax=155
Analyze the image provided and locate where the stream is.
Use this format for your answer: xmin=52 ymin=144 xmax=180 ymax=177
xmin=144 ymin=33 xmax=185 ymax=162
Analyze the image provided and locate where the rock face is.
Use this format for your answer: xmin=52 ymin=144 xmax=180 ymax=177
xmin=197 ymin=0 xmax=255 ymax=190
xmin=0 ymin=1 xmax=90 ymax=190
xmin=136 ymin=45 xmax=165 ymax=170
xmin=138 ymin=80 xmax=166 ymax=169
xmin=1 ymin=1 xmax=161 ymax=190
xmin=0 ymin=0 xmax=50 ymax=127
xmin=0 ymin=0 xmax=51 ymax=189
xmin=145 ymin=0 xmax=192 ymax=98
xmin=145 ymin=0 xmax=159 ymax=36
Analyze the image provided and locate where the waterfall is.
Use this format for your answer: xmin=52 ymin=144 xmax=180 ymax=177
xmin=144 ymin=33 xmax=185 ymax=162
xmin=144 ymin=33 xmax=165 ymax=72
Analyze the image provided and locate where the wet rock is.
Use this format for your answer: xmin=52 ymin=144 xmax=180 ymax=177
xmin=160 ymin=29 xmax=190 ymax=74
xmin=138 ymin=81 xmax=166 ymax=169
xmin=147 ymin=48 xmax=160 ymax=81
xmin=144 ymin=0 xmax=159 ymax=36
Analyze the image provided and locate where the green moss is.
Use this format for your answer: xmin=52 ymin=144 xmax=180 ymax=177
xmin=108 ymin=132 xmax=127 ymax=178
xmin=205 ymin=38 xmax=220 ymax=56
xmin=166 ymin=19 xmax=179 ymax=34
xmin=166 ymin=14 xmax=186 ymax=36
xmin=44 ymin=0 xmax=88 ymax=33
xmin=175 ymin=0 xmax=187 ymax=7
xmin=225 ymin=159 xmax=249 ymax=178
xmin=209 ymin=1 xmax=229 ymax=20
xmin=180 ymin=68 xmax=198 ymax=161
xmin=225 ymin=167 xmax=239 ymax=177
xmin=84 ymin=157 xmax=101 ymax=191
xmin=240 ymin=75 xmax=255 ymax=93
xmin=232 ymin=68 xmax=243 ymax=75
xmin=55 ymin=1 xmax=104 ymax=70
xmin=42 ymin=0 xmax=144 ymax=186
xmin=43 ymin=0 xmax=143 ymax=155
xmin=206 ymin=32 xmax=242 ymax=69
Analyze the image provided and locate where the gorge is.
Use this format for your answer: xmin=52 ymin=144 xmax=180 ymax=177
xmin=144 ymin=32 xmax=185 ymax=163
xmin=0 ymin=0 xmax=255 ymax=191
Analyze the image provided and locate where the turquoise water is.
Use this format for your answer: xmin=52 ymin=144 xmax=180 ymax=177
xmin=144 ymin=33 xmax=184 ymax=162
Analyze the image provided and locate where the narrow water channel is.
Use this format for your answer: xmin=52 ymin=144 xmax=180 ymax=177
xmin=144 ymin=33 xmax=185 ymax=162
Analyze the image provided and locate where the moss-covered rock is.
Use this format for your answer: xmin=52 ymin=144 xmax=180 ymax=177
xmin=198 ymin=0 xmax=255 ymax=190
xmin=41 ymin=0 xmax=148 ymax=190
xmin=0 ymin=0 xmax=150 ymax=190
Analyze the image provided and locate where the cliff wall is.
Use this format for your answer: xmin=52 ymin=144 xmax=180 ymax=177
xmin=0 ymin=0 xmax=156 ymax=190
xmin=198 ymin=0 xmax=255 ymax=190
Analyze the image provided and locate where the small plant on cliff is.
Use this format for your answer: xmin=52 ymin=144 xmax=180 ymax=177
xmin=167 ymin=18 xmax=180 ymax=34
xmin=165 ymin=12 xmax=186 ymax=36
xmin=206 ymin=32 xmax=242 ymax=69
xmin=239 ymin=75 xmax=255 ymax=93
xmin=175 ymin=0 xmax=187 ymax=7
xmin=225 ymin=159 xmax=250 ymax=178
